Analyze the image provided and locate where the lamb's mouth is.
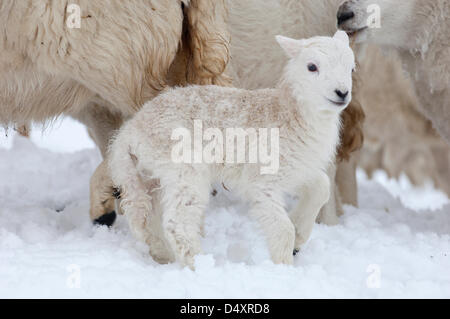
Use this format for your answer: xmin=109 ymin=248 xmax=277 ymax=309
xmin=327 ymin=99 xmax=347 ymax=107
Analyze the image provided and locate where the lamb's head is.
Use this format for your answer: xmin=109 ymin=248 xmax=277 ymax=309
xmin=276 ymin=31 xmax=355 ymax=112
xmin=337 ymin=0 xmax=415 ymax=47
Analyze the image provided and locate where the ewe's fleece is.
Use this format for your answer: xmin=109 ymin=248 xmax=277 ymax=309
xmin=357 ymin=46 xmax=450 ymax=196
xmin=109 ymin=32 xmax=356 ymax=268
xmin=0 ymin=0 xmax=231 ymax=222
xmin=339 ymin=0 xmax=450 ymax=143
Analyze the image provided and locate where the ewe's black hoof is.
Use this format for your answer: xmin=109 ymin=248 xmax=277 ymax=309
xmin=293 ymin=249 xmax=300 ymax=256
xmin=94 ymin=211 xmax=117 ymax=227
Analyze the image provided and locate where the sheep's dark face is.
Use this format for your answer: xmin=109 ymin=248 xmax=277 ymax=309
xmin=276 ymin=31 xmax=356 ymax=112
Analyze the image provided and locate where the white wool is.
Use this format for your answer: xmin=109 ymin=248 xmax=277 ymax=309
xmin=108 ymin=32 xmax=356 ymax=268
xmin=338 ymin=0 xmax=450 ymax=143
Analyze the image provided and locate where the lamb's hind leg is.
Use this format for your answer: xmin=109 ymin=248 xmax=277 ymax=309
xmin=159 ymin=168 xmax=210 ymax=269
xmin=247 ymin=188 xmax=295 ymax=265
xmin=145 ymin=183 xmax=176 ymax=265
xmin=110 ymin=140 xmax=173 ymax=264
xmin=291 ymin=172 xmax=330 ymax=253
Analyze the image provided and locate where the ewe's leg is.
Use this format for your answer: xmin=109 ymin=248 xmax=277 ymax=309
xmin=71 ymin=104 xmax=125 ymax=225
xmin=417 ymin=97 xmax=450 ymax=145
xmin=292 ymin=172 xmax=330 ymax=252
xmin=72 ymin=103 xmax=125 ymax=156
xmin=317 ymin=163 xmax=342 ymax=226
xmin=336 ymin=155 xmax=358 ymax=207
xmin=247 ymin=188 xmax=295 ymax=265
xmin=89 ymin=161 xmax=118 ymax=226
xmin=431 ymin=145 xmax=450 ymax=196
xmin=160 ymin=170 xmax=210 ymax=269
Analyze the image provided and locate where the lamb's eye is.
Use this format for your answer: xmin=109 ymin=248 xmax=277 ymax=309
xmin=307 ymin=63 xmax=318 ymax=72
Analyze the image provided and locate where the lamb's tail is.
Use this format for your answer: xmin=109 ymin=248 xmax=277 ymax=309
xmin=108 ymin=128 xmax=152 ymax=242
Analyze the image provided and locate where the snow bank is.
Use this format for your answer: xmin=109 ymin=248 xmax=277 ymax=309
xmin=0 ymin=121 xmax=449 ymax=298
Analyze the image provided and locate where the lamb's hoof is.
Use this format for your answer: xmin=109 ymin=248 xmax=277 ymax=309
xmin=293 ymin=249 xmax=300 ymax=256
xmin=94 ymin=211 xmax=117 ymax=227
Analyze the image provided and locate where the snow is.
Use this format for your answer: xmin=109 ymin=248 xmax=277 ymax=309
xmin=0 ymin=118 xmax=449 ymax=298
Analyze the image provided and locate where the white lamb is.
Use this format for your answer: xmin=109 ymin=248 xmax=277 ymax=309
xmin=109 ymin=31 xmax=356 ymax=268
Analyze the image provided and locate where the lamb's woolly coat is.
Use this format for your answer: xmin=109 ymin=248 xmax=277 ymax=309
xmin=110 ymin=85 xmax=340 ymax=267
xmin=0 ymin=0 xmax=231 ymax=221
xmin=109 ymin=33 xmax=355 ymax=267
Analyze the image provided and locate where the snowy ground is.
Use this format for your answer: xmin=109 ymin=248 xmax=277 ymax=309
xmin=0 ymin=118 xmax=449 ymax=298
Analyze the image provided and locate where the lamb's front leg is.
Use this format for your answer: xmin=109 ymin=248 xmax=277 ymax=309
xmin=247 ymin=188 xmax=295 ymax=265
xmin=160 ymin=170 xmax=210 ymax=269
xmin=291 ymin=172 xmax=330 ymax=253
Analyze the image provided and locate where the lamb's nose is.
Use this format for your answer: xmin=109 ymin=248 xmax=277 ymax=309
xmin=335 ymin=89 xmax=349 ymax=100
xmin=337 ymin=9 xmax=355 ymax=26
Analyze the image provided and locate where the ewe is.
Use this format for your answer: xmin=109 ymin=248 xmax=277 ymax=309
xmin=0 ymin=0 xmax=231 ymax=225
xmin=109 ymin=31 xmax=356 ymax=268
xmin=356 ymin=47 xmax=450 ymax=196
xmin=338 ymin=0 xmax=450 ymax=143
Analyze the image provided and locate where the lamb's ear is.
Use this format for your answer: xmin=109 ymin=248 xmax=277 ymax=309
xmin=276 ymin=35 xmax=303 ymax=58
xmin=334 ymin=30 xmax=350 ymax=46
